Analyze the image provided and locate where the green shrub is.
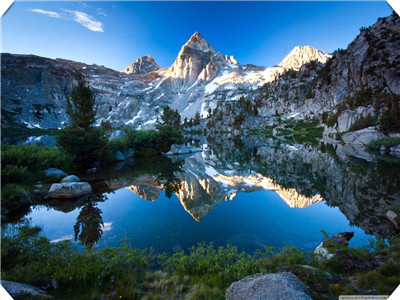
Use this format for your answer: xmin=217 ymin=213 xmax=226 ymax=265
xmin=366 ymin=136 xmax=400 ymax=151
xmin=347 ymin=114 xmax=377 ymax=132
xmin=1 ymin=165 xmax=28 ymax=183
xmin=1 ymin=184 xmax=30 ymax=211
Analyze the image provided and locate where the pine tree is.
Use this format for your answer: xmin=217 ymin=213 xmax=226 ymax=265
xmin=57 ymin=80 xmax=106 ymax=163
xmin=155 ymin=106 xmax=183 ymax=148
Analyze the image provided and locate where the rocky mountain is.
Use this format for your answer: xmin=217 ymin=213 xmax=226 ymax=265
xmin=1 ymin=13 xmax=398 ymax=132
xmin=122 ymin=55 xmax=160 ymax=74
xmin=278 ymin=46 xmax=331 ymax=71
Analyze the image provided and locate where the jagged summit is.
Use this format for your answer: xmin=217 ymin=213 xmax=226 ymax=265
xmin=122 ymin=55 xmax=160 ymax=74
xmin=279 ymin=45 xmax=331 ymax=71
xmin=183 ymin=32 xmax=214 ymax=52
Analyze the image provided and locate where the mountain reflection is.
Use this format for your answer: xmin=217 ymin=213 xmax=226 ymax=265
xmin=87 ymin=135 xmax=399 ymax=239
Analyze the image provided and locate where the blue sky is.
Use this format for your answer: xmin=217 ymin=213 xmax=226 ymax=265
xmin=1 ymin=1 xmax=393 ymax=71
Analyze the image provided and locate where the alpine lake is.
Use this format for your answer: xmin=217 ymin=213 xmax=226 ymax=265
xmin=4 ymin=134 xmax=400 ymax=255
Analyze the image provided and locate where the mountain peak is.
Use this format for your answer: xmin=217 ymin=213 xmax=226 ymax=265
xmin=279 ymin=45 xmax=331 ymax=71
xmin=183 ymin=32 xmax=214 ymax=53
xmin=122 ymin=55 xmax=159 ymax=74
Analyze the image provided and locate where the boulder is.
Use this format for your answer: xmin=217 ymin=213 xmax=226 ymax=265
xmin=87 ymin=167 xmax=97 ymax=173
xmin=113 ymin=151 xmax=125 ymax=161
xmin=1 ymin=280 xmax=52 ymax=298
xmin=342 ymin=127 xmax=385 ymax=145
xmin=314 ymin=232 xmax=354 ymax=260
xmin=188 ymin=146 xmax=203 ymax=153
xmin=386 ymin=211 xmax=398 ymax=228
xmin=170 ymin=144 xmax=192 ymax=155
xmin=47 ymin=182 xmax=92 ymax=199
xmin=225 ymin=272 xmax=312 ymax=300
xmin=61 ymin=175 xmax=80 ymax=183
xmin=44 ymin=168 xmax=68 ymax=179
xmin=108 ymin=130 xmax=127 ymax=141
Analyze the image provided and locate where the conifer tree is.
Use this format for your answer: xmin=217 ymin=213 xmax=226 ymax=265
xmin=57 ymin=80 xmax=106 ymax=163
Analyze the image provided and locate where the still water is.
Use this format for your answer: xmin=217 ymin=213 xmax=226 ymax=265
xmin=11 ymin=136 xmax=400 ymax=253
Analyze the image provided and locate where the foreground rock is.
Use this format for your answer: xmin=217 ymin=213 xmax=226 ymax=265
xmin=1 ymin=280 xmax=52 ymax=298
xmin=47 ymin=182 xmax=92 ymax=199
xmin=44 ymin=168 xmax=68 ymax=179
xmin=314 ymin=232 xmax=354 ymax=260
xmin=225 ymin=272 xmax=311 ymax=300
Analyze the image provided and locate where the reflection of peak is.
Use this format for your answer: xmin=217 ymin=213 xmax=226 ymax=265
xmin=126 ymin=177 xmax=163 ymax=201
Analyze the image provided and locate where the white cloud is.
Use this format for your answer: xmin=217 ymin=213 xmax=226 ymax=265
xmin=66 ymin=10 xmax=104 ymax=32
xmin=31 ymin=9 xmax=61 ymax=19
xmin=31 ymin=8 xmax=104 ymax=33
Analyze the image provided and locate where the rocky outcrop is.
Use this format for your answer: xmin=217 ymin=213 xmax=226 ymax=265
xmin=108 ymin=130 xmax=128 ymax=141
xmin=225 ymin=272 xmax=312 ymax=300
xmin=47 ymin=182 xmax=92 ymax=199
xmin=1 ymin=280 xmax=52 ymax=299
xmin=341 ymin=127 xmax=386 ymax=145
xmin=122 ymin=55 xmax=159 ymax=74
xmin=279 ymin=46 xmax=331 ymax=71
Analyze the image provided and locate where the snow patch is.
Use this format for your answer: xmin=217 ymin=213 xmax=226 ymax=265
xmin=125 ymin=110 xmax=142 ymax=125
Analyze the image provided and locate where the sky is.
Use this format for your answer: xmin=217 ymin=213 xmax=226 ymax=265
xmin=1 ymin=1 xmax=394 ymax=71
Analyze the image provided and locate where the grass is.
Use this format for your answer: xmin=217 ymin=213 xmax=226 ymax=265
xmin=2 ymin=225 xmax=399 ymax=299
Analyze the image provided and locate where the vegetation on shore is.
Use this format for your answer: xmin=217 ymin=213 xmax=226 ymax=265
xmin=2 ymin=225 xmax=399 ymax=299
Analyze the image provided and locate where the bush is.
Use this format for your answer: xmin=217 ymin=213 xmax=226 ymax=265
xmin=1 ymin=184 xmax=30 ymax=211
xmin=1 ymin=144 xmax=73 ymax=175
xmin=348 ymin=114 xmax=377 ymax=132
xmin=1 ymin=165 xmax=28 ymax=183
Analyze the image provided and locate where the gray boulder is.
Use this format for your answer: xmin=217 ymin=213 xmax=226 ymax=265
xmin=113 ymin=151 xmax=125 ymax=161
xmin=47 ymin=182 xmax=92 ymax=199
xmin=225 ymin=272 xmax=311 ymax=300
xmin=170 ymin=144 xmax=192 ymax=155
xmin=44 ymin=168 xmax=68 ymax=178
xmin=342 ymin=127 xmax=385 ymax=145
xmin=108 ymin=130 xmax=127 ymax=141
xmin=1 ymin=280 xmax=52 ymax=298
xmin=61 ymin=175 xmax=80 ymax=183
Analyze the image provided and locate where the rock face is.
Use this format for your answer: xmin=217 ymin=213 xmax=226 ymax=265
xmin=108 ymin=130 xmax=128 ymax=141
xmin=122 ymin=55 xmax=159 ymax=74
xmin=225 ymin=272 xmax=312 ymax=300
xmin=48 ymin=182 xmax=92 ymax=199
xmin=279 ymin=45 xmax=331 ymax=71
xmin=1 ymin=14 xmax=399 ymax=132
xmin=341 ymin=127 xmax=386 ymax=145
xmin=1 ymin=280 xmax=52 ymax=299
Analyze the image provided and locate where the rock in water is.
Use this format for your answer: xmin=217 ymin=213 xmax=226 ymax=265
xmin=61 ymin=175 xmax=80 ymax=183
xmin=113 ymin=151 xmax=125 ymax=161
xmin=44 ymin=168 xmax=68 ymax=178
xmin=225 ymin=272 xmax=312 ymax=300
xmin=1 ymin=280 xmax=52 ymax=298
xmin=48 ymin=182 xmax=92 ymax=199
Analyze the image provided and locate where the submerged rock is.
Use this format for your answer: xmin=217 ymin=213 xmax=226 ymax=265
xmin=44 ymin=168 xmax=68 ymax=179
xmin=225 ymin=272 xmax=312 ymax=300
xmin=61 ymin=175 xmax=80 ymax=183
xmin=1 ymin=280 xmax=52 ymax=298
xmin=47 ymin=182 xmax=92 ymax=199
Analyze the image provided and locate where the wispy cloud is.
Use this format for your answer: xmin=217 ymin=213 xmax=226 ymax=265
xmin=66 ymin=10 xmax=104 ymax=32
xmin=31 ymin=8 xmax=104 ymax=33
xmin=31 ymin=9 xmax=61 ymax=19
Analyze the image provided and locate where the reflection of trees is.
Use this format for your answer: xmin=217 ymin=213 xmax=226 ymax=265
xmin=74 ymin=195 xmax=105 ymax=248
xmin=155 ymin=158 xmax=183 ymax=199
